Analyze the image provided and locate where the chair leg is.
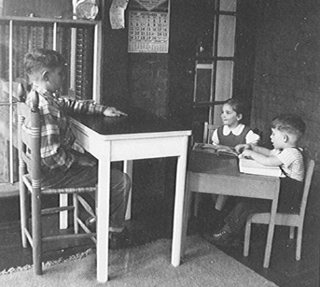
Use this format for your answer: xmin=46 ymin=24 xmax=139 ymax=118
xmin=289 ymin=226 xmax=295 ymax=239
xmin=32 ymin=190 xmax=42 ymax=275
xmin=59 ymin=194 xmax=68 ymax=229
xmin=295 ymin=225 xmax=303 ymax=261
xmin=73 ymin=194 xmax=79 ymax=234
xmin=19 ymin=179 xmax=28 ymax=248
xmin=194 ymin=193 xmax=200 ymax=217
xmin=243 ymin=216 xmax=252 ymax=257
xmin=77 ymin=195 xmax=95 ymax=219
xmin=215 ymin=195 xmax=227 ymax=211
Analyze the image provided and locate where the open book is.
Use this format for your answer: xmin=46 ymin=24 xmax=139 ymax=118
xmin=193 ymin=143 xmax=239 ymax=157
xmin=239 ymin=158 xmax=285 ymax=177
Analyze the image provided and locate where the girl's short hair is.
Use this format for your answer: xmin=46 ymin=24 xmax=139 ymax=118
xmin=224 ymin=98 xmax=245 ymax=116
xmin=24 ymin=49 xmax=66 ymax=75
xmin=271 ymin=114 xmax=306 ymax=139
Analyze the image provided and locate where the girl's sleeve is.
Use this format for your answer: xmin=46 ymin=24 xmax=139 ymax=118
xmin=211 ymin=129 xmax=220 ymax=145
xmin=245 ymin=130 xmax=260 ymax=145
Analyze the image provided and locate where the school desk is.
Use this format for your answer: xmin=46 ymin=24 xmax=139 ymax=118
xmin=185 ymin=151 xmax=281 ymax=268
xmin=68 ymin=107 xmax=192 ymax=283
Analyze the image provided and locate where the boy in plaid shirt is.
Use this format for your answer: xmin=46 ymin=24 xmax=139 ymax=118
xmin=23 ymin=48 xmax=131 ymax=249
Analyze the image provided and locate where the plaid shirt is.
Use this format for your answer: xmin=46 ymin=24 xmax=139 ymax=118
xmin=25 ymin=85 xmax=106 ymax=174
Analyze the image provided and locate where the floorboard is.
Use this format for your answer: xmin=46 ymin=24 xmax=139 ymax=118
xmin=0 ymin=185 xmax=318 ymax=287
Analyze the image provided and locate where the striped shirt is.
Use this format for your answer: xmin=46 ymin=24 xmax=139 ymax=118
xmin=272 ymin=148 xmax=305 ymax=182
xmin=24 ymin=85 xmax=106 ymax=174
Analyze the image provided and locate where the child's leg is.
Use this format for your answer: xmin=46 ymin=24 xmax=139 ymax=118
xmin=109 ymin=169 xmax=131 ymax=230
xmin=224 ymin=198 xmax=269 ymax=234
xmin=205 ymin=197 xmax=270 ymax=245
xmin=215 ymin=195 xmax=228 ymax=211
xmin=42 ymin=163 xmax=131 ymax=230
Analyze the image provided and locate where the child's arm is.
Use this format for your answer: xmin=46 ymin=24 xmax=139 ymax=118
xmin=59 ymin=97 xmax=127 ymax=117
xmin=241 ymin=149 xmax=282 ymax=167
xmin=235 ymin=143 xmax=271 ymax=156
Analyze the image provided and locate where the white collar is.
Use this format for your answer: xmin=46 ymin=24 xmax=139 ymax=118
xmin=222 ymin=124 xmax=245 ymax=136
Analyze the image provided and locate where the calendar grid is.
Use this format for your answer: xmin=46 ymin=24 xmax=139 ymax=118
xmin=128 ymin=11 xmax=169 ymax=53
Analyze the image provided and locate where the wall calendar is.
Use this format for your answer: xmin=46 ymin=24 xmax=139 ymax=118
xmin=128 ymin=0 xmax=170 ymax=53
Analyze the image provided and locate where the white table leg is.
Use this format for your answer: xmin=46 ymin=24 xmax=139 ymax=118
xmin=171 ymin=137 xmax=188 ymax=267
xmin=124 ymin=160 xmax=133 ymax=220
xmin=181 ymin=172 xmax=192 ymax=255
xmin=96 ymin=153 xmax=111 ymax=283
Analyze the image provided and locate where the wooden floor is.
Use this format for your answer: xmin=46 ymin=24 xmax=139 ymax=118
xmin=0 ymin=185 xmax=319 ymax=287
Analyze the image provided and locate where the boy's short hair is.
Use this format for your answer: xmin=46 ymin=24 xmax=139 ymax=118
xmin=24 ymin=49 xmax=66 ymax=75
xmin=271 ymin=114 xmax=306 ymax=139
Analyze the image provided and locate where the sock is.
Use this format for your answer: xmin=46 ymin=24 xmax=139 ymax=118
xmin=109 ymin=226 xmax=124 ymax=233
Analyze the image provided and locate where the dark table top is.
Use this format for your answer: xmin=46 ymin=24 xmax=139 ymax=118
xmin=188 ymin=150 xmax=240 ymax=176
xmin=71 ymin=107 xmax=191 ymax=136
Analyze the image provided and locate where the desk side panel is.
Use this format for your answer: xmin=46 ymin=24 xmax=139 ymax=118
xmin=188 ymin=172 xmax=280 ymax=200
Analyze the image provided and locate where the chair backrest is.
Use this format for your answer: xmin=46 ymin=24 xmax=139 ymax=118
xmin=299 ymin=158 xmax=315 ymax=218
xmin=17 ymin=83 xmax=42 ymax=186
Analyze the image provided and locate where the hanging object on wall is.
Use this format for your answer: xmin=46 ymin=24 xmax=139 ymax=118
xmin=134 ymin=0 xmax=167 ymax=11
xmin=110 ymin=0 xmax=129 ymax=29
xmin=128 ymin=0 xmax=170 ymax=53
xmin=74 ymin=0 xmax=99 ymax=20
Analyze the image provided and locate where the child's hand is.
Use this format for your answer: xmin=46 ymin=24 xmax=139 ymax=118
xmin=76 ymin=154 xmax=97 ymax=167
xmin=103 ymin=107 xmax=128 ymax=117
xmin=240 ymin=149 xmax=253 ymax=159
xmin=235 ymin=143 xmax=251 ymax=153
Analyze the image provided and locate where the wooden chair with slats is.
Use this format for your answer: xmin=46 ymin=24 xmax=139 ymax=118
xmin=17 ymin=84 xmax=96 ymax=275
xmin=243 ymin=158 xmax=315 ymax=262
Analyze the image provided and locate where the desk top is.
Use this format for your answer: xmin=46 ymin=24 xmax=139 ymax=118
xmin=70 ymin=107 xmax=191 ymax=136
xmin=188 ymin=150 xmax=239 ymax=175
xmin=188 ymin=151 xmax=280 ymax=184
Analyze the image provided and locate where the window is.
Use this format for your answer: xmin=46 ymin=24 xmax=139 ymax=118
xmin=193 ymin=0 xmax=237 ymax=126
xmin=0 ymin=16 xmax=101 ymax=182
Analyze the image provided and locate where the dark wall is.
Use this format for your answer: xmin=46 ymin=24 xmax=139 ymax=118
xmin=128 ymin=53 xmax=169 ymax=117
xmin=101 ymin=0 xmax=129 ymax=108
xmin=250 ymin=0 xmax=320 ymax=214
xmin=251 ymin=0 xmax=320 ymax=154
xmin=167 ymin=0 xmax=200 ymax=126
xmin=233 ymin=0 xmax=259 ymax=125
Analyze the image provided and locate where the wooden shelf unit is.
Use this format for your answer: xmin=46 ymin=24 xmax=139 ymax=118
xmin=0 ymin=15 xmax=103 ymax=182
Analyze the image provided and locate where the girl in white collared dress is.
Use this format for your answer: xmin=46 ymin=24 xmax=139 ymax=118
xmin=211 ymin=98 xmax=260 ymax=210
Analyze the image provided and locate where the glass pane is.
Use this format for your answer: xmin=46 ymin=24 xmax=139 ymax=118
xmin=0 ymin=21 xmax=95 ymax=100
xmin=215 ymin=60 xmax=234 ymax=101
xmin=213 ymin=104 xmax=224 ymax=126
xmin=220 ymin=0 xmax=237 ymax=12
xmin=217 ymin=15 xmax=236 ymax=57
xmin=194 ymin=63 xmax=213 ymax=103
xmin=0 ymin=105 xmax=11 ymax=182
xmin=196 ymin=21 xmax=214 ymax=58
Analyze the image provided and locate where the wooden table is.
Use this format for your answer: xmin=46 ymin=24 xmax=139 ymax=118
xmin=69 ymin=108 xmax=192 ymax=282
xmin=184 ymin=151 xmax=280 ymax=268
